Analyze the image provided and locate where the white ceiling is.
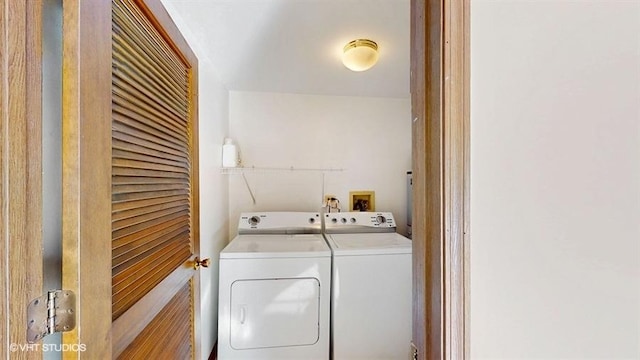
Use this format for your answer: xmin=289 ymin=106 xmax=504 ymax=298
xmin=162 ymin=0 xmax=410 ymax=98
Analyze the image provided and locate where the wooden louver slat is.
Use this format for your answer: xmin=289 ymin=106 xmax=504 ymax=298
xmin=113 ymin=130 xmax=188 ymax=160
xmin=113 ymin=236 xmax=189 ymax=289
xmin=112 ymin=158 xmax=189 ymax=176
xmin=112 ymin=15 xmax=185 ymax=90
xmin=112 ymin=0 xmax=193 ymax=321
xmin=112 ymin=109 xmax=188 ymax=150
xmin=111 ymin=198 xmax=190 ymax=222
xmin=112 ymin=194 xmax=190 ymax=213
xmin=112 ymin=209 xmax=189 ymax=243
xmin=113 ymin=52 xmax=188 ymax=119
xmin=113 ymin=224 xmax=190 ymax=267
xmin=112 ymin=107 xmax=185 ymax=151
xmin=112 ymin=157 xmax=188 ymax=175
xmin=112 ymin=1 xmax=186 ymax=93
xmin=113 ymin=80 xmax=189 ymax=137
xmin=112 ymin=38 xmax=188 ymax=113
xmin=112 ymin=182 xmax=190 ymax=195
xmin=112 ymin=102 xmax=188 ymax=145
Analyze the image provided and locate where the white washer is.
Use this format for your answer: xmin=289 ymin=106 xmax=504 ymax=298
xmin=324 ymin=211 xmax=412 ymax=360
xmin=218 ymin=212 xmax=330 ymax=360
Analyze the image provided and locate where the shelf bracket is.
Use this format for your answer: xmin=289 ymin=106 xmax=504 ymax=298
xmin=241 ymin=172 xmax=257 ymax=205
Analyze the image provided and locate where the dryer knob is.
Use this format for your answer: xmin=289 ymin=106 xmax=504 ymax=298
xmin=331 ymin=218 xmax=338 ymax=224
xmin=376 ymin=215 xmax=387 ymax=225
xmin=308 ymin=217 xmax=316 ymax=224
xmin=341 ymin=218 xmax=347 ymax=224
xmin=248 ymin=216 xmax=261 ymax=226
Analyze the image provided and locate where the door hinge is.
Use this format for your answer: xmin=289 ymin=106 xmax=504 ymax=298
xmin=410 ymin=342 xmax=418 ymax=360
xmin=26 ymin=290 xmax=76 ymax=343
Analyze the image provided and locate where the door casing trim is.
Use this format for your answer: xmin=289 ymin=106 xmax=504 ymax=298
xmin=410 ymin=0 xmax=470 ymax=358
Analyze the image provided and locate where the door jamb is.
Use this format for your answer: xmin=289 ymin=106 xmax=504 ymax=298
xmin=411 ymin=0 xmax=470 ymax=358
xmin=61 ymin=0 xmax=112 ymax=358
xmin=1 ymin=0 xmax=43 ymax=357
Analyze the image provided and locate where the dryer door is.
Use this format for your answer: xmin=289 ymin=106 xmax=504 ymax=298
xmin=230 ymin=278 xmax=321 ymax=349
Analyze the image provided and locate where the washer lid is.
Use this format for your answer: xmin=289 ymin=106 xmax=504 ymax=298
xmin=326 ymin=233 xmax=412 ymax=256
xmin=221 ymin=234 xmax=331 ymax=259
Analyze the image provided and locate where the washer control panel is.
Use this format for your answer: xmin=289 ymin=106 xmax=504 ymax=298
xmin=324 ymin=211 xmax=396 ymax=233
xmin=238 ymin=212 xmax=322 ymax=234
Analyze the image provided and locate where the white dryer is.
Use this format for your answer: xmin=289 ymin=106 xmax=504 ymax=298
xmin=217 ymin=212 xmax=330 ymax=359
xmin=324 ymin=211 xmax=412 ymax=360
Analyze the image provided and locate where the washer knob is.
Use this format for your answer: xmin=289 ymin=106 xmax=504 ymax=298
xmin=350 ymin=217 xmax=356 ymax=223
xmin=248 ymin=216 xmax=260 ymax=226
xmin=376 ymin=215 xmax=387 ymax=225
xmin=341 ymin=218 xmax=347 ymax=223
xmin=308 ymin=217 xmax=316 ymax=224
xmin=331 ymin=218 xmax=338 ymax=224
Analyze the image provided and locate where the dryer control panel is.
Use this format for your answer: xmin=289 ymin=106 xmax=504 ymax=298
xmin=238 ymin=212 xmax=322 ymax=234
xmin=324 ymin=211 xmax=396 ymax=233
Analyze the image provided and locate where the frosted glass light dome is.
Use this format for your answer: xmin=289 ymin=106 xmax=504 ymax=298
xmin=342 ymin=39 xmax=379 ymax=72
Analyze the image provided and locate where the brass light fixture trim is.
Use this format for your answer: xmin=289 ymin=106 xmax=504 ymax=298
xmin=343 ymin=39 xmax=378 ymax=53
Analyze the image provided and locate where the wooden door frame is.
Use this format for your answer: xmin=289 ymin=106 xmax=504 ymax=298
xmin=61 ymin=0 xmax=113 ymax=358
xmin=1 ymin=1 xmax=43 ymax=358
xmin=411 ymin=0 xmax=470 ymax=359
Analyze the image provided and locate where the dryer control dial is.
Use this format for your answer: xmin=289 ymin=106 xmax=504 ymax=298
xmin=248 ymin=216 xmax=261 ymax=226
xmin=375 ymin=215 xmax=387 ymax=225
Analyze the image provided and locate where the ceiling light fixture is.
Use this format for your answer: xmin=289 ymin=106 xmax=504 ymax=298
xmin=342 ymin=39 xmax=379 ymax=72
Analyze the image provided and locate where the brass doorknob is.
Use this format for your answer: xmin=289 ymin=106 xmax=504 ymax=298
xmin=194 ymin=257 xmax=210 ymax=270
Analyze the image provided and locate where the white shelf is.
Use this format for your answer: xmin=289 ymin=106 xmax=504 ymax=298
xmin=220 ymin=166 xmax=344 ymax=205
xmin=221 ymin=166 xmax=344 ymax=174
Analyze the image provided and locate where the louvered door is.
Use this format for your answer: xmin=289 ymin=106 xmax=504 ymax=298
xmin=61 ymin=0 xmax=200 ymax=358
xmin=111 ymin=0 xmax=200 ymax=357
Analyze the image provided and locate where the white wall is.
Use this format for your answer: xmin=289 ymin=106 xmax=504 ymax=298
xmin=197 ymin=63 xmax=229 ymax=359
xmin=227 ymin=91 xmax=412 ymax=237
xmin=471 ymin=1 xmax=640 ymax=359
